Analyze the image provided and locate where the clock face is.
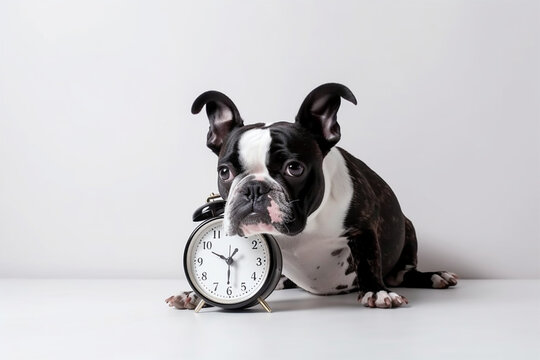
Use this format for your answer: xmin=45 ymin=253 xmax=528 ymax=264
xmin=185 ymin=218 xmax=271 ymax=305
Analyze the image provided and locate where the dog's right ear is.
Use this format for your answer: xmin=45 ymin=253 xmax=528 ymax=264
xmin=191 ymin=91 xmax=244 ymax=155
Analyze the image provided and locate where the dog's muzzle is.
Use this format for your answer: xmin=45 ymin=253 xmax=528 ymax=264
xmin=223 ymin=178 xmax=291 ymax=237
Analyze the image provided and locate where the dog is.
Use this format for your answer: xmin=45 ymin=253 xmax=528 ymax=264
xmin=166 ymin=83 xmax=457 ymax=309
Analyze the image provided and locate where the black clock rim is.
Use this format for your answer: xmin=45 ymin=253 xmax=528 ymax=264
xmin=183 ymin=216 xmax=283 ymax=310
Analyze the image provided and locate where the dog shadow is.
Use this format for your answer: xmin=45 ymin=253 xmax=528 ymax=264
xmin=207 ymin=285 xmax=460 ymax=313
xmin=205 ymin=291 xmax=359 ymax=314
xmin=268 ymin=292 xmax=360 ymax=312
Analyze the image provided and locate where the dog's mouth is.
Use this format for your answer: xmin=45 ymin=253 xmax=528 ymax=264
xmin=238 ymin=212 xmax=276 ymax=237
xmin=241 ymin=212 xmax=266 ymax=225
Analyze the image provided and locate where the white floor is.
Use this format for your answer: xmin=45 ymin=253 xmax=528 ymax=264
xmin=0 ymin=279 xmax=538 ymax=360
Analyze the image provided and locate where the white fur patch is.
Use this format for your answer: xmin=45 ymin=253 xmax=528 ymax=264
xmin=267 ymin=199 xmax=283 ymax=223
xmin=431 ymin=272 xmax=459 ymax=288
xmin=375 ymin=290 xmax=391 ymax=307
xmin=165 ymin=291 xmax=199 ymax=310
xmin=303 ymin=148 xmax=354 ymax=236
xmin=240 ymin=222 xmax=276 ymax=236
xmin=388 ymin=292 xmax=404 ymax=305
xmin=359 ymin=290 xmax=407 ymax=308
xmin=274 ymin=148 xmax=356 ymax=295
xmin=431 ymin=274 xmax=449 ymax=288
xmin=238 ymin=128 xmax=272 ymax=174
xmin=440 ymin=272 xmax=459 ymax=286
xmin=360 ymin=292 xmax=374 ymax=306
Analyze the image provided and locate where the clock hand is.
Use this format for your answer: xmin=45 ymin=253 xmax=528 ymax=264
xmin=229 ymin=248 xmax=239 ymax=264
xmin=225 ymin=247 xmax=239 ymax=265
xmin=226 ymin=245 xmax=234 ymax=285
xmin=211 ymin=251 xmax=228 ymax=262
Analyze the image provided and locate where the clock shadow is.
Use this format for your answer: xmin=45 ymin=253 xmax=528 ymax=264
xmin=199 ymin=292 xmax=360 ymax=313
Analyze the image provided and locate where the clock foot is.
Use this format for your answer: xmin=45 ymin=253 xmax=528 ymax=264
xmin=194 ymin=299 xmax=206 ymax=313
xmin=258 ymin=297 xmax=272 ymax=313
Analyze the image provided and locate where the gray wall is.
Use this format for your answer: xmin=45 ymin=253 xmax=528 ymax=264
xmin=1 ymin=0 xmax=538 ymax=278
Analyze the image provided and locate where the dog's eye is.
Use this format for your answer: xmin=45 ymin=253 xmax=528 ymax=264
xmin=285 ymin=161 xmax=304 ymax=177
xmin=218 ymin=166 xmax=232 ymax=181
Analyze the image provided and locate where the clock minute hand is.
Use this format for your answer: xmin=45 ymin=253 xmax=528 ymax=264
xmin=226 ymin=246 xmax=236 ymax=285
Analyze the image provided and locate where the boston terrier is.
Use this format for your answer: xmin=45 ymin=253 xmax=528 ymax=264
xmin=166 ymin=83 xmax=458 ymax=309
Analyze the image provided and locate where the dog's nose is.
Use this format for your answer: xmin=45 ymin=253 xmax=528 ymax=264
xmin=243 ymin=181 xmax=270 ymax=202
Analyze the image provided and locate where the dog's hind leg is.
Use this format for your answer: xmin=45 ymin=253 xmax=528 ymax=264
xmin=401 ymin=269 xmax=459 ymax=289
xmin=384 ymin=217 xmax=458 ymax=289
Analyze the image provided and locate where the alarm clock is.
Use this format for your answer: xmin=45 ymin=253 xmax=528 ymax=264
xmin=183 ymin=195 xmax=283 ymax=313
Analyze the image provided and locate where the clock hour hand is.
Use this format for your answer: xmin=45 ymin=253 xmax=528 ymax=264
xmin=211 ymin=251 xmax=228 ymax=262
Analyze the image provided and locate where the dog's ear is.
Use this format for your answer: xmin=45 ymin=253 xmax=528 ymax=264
xmin=295 ymin=83 xmax=357 ymax=154
xmin=191 ymin=91 xmax=244 ymax=155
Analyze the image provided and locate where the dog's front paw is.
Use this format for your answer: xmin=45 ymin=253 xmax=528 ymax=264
xmin=358 ymin=290 xmax=408 ymax=308
xmin=165 ymin=291 xmax=201 ymax=310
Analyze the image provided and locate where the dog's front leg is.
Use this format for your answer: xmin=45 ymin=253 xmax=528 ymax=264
xmin=347 ymin=229 xmax=408 ymax=308
xmin=165 ymin=291 xmax=208 ymax=310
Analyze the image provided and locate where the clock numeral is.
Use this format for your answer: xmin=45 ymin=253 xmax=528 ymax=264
xmin=203 ymin=241 xmax=213 ymax=250
xmin=226 ymin=286 xmax=232 ymax=296
xmin=197 ymin=257 xmax=203 ymax=266
xmin=251 ymin=272 xmax=256 ymax=280
xmin=201 ymin=272 xmax=207 ymax=281
xmin=252 ymin=240 xmax=258 ymax=249
xmin=213 ymin=282 xmax=219 ymax=291
xmin=256 ymin=257 xmax=262 ymax=266
xmin=241 ymin=282 xmax=246 ymax=291
xmin=213 ymin=230 xmax=220 ymax=239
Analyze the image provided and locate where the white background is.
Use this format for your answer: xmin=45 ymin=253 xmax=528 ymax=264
xmin=0 ymin=0 xmax=538 ymax=279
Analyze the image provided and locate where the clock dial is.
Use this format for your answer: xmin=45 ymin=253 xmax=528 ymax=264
xmin=186 ymin=219 xmax=271 ymax=304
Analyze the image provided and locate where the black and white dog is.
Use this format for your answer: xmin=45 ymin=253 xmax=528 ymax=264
xmin=167 ymin=83 xmax=457 ymax=309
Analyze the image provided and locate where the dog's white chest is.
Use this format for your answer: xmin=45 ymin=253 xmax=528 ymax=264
xmin=274 ymin=148 xmax=357 ymax=294
xmin=275 ymin=233 xmax=357 ymax=294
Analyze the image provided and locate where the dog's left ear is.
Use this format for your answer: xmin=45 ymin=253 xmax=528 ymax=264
xmin=295 ymin=83 xmax=357 ymax=154
xmin=191 ymin=91 xmax=244 ymax=155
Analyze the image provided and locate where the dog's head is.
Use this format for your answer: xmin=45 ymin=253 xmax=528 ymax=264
xmin=192 ymin=83 xmax=356 ymax=237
